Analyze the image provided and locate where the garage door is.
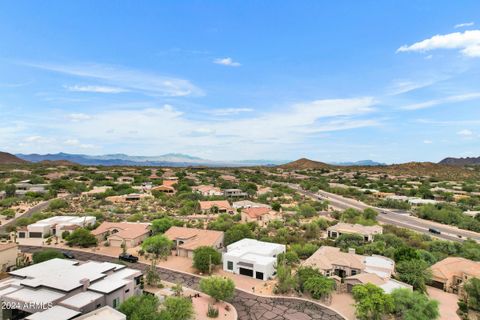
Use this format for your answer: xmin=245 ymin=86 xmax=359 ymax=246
xmin=109 ymin=239 xmax=123 ymax=247
xmin=29 ymin=232 xmax=43 ymax=238
xmin=239 ymin=268 xmax=254 ymax=277
xmin=429 ymin=281 xmax=445 ymax=290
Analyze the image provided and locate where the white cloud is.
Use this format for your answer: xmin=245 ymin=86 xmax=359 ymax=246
xmin=67 ymin=113 xmax=92 ymax=122
xmin=24 ymin=136 xmax=48 ymax=143
xmin=423 ymin=140 xmax=433 ymax=144
xmin=206 ymin=108 xmax=253 ymax=116
xmin=26 ymin=62 xmax=204 ymax=97
xmin=455 ymin=22 xmax=475 ymax=29
xmin=64 ymin=139 xmax=80 ymax=146
xmin=401 ymin=92 xmax=480 ymax=110
xmin=457 ymin=129 xmax=473 ymax=136
xmin=213 ymin=57 xmax=241 ymax=67
xmin=64 ymin=85 xmax=128 ymax=94
xmin=44 ymin=97 xmax=378 ymax=159
xmin=397 ymin=30 xmax=480 ymax=57
xmin=388 ymin=79 xmax=435 ymax=95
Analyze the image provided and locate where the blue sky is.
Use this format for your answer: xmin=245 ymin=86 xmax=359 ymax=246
xmin=1 ymin=1 xmax=480 ymax=163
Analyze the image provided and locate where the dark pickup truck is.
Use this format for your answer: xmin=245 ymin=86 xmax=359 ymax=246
xmin=118 ymin=253 xmax=139 ymax=263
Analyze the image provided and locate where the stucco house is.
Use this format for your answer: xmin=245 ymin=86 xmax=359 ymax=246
xmin=92 ymin=222 xmax=151 ymax=248
xmin=327 ymin=223 xmax=383 ymax=242
xmin=0 ymin=258 xmax=142 ymax=319
xmin=192 ymin=185 xmax=223 ymax=197
xmin=240 ymin=207 xmax=279 ymax=227
xmin=163 ymin=226 xmax=224 ymax=258
xmin=301 ymin=246 xmax=395 ymax=279
xmin=223 ymin=239 xmax=285 ymax=281
xmin=430 ymin=257 xmax=480 ymax=295
xmin=199 ymin=200 xmax=234 ymax=214
xmin=17 ymin=216 xmax=96 ymax=240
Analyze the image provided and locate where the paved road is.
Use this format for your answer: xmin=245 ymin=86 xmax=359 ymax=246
xmin=287 ymin=183 xmax=480 ymax=243
xmin=0 ymin=200 xmax=51 ymax=233
xmin=19 ymin=246 xmax=346 ymax=320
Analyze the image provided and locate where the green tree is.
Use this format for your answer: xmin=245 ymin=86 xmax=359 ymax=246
xmin=48 ymin=199 xmax=69 ymax=211
xmin=199 ymin=276 xmax=235 ymax=302
xmin=118 ymin=294 xmax=163 ymax=320
xmin=192 ymin=246 xmax=222 ymax=274
xmin=163 ymin=296 xmax=194 ymax=320
xmin=66 ymin=228 xmax=97 ymax=247
xmin=224 ymin=224 xmax=253 ymax=245
xmin=142 ymin=235 xmax=174 ymax=261
xmin=32 ymin=249 xmax=64 ymax=264
xmin=352 ymin=283 xmax=394 ymax=320
xmin=396 ymin=259 xmax=432 ymax=292
xmin=390 ymin=288 xmax=439 ymax=320
xmin=151 ymin=217 xmax=183 ymax=234
xmin=296 ymin=266 xmax=323 ymax=292
xmin=303 ymin=275 xmax=335 ymax=300
xmin=464 ymin=277 xmax=480 ymax=311
xmin=297 ymin=204 xmax=316 ymax=218
xmin=275 ymin=264 xmax=296 ymax=294
xmin=335 ymin=233 xmax=365 ymax=249
xmin=5 ymin=184 xmax=16 ymax=198
xmin=277 ymin=251 xmax=300 ymax=266
xmin=394 ymin=246 xmax=420 ymax=263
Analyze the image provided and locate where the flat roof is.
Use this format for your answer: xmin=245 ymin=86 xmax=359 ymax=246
xmin=5 ymin=287 xmax=64 ymax=304
xmin=60 ymin=291 xmax=104 ymax=308
xmin=25 ymin=305 xmax=81 ymax=320
xmin=9 ymin=259 xmax=122 ymax=292
xmin=88 ymin=268 xmax=139 ymax=294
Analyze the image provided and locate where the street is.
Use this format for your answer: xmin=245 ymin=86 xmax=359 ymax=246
xmin=287 ymin=183 xmax=480 ymax=243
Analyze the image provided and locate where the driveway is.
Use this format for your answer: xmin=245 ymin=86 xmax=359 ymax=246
xmin=427 ymin=287 xmax=460 ymax=320
xmin=19 ymin=245 xmax=347 ymax=320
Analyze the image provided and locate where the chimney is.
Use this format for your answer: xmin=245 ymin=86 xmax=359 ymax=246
xmin=348 ymin=248 xmax=356 ymax=255
xmin=80 ymin=278 xmax=90 ymax=291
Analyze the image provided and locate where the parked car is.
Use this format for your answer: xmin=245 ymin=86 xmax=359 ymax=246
xmin=428 ymin=228 xmax=441 ymax=234
xmin=119 ymin=253 xmax=138 ymax=263
xmin=62 ymin=251 xmax=75 ymax=259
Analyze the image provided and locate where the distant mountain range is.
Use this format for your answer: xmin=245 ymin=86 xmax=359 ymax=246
xmin=439 ymin=156 xmax=480 ymax=166
xmin=328 ymin=160 xmax=386 ymax=166
xmin=8 ymin=152 xmax=390 ymax=167
xmin=15 ymin=152 xmax=286 ymax=167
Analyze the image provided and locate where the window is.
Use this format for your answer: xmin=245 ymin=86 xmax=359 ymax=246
xmin=227 ymin=261 xmax=233 ymax=270
xmin=96 ymin=304 xmax=101 ymax=309
xmin=125 ymin=289 xmax=130 ymax=293
xmin=113 ymin=298 xmax=120 ymax=309
xmin=351 ymin=270 xmax=357 ymax=276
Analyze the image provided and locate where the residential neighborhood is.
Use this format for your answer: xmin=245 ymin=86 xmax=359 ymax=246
xmin=0 ymin=161 xmax=479 ymax=319
xmin=2 ymin=1 xmax=480 ymax=319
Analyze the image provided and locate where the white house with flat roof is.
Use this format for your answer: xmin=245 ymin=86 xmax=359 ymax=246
xmin=0 ymin=258 xmax=142 ymax=320
xmin=17 ymin=216 xmax=96 ymax=239
xmin=223 ymin=238 xmax=285 ymax=281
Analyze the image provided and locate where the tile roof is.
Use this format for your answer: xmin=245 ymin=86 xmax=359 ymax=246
xmin=242 ymin=207 xmax=274 ymax=218
xmin=199 ymin=200 xmax=232 ymax=211
xmin=431 ymin=257 xmax=480 ymax=281
xmin=91 ymin=222 xmax=150 ymax=240
xmin=302 ymin=246 xmax=365 ymax=271
xmin=164 ymin=226 xmax=224 ymax=251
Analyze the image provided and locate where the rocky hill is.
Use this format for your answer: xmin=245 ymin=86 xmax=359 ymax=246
xmin=0 ymin=151 xmax=29 ymax=165
xmin=280 ymin=158 xmax=479 ymax=179
xmin=439 ymin=157 xmax=480 ymax=166
xmin=279 ymin=158 xmax=332 ymax=170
